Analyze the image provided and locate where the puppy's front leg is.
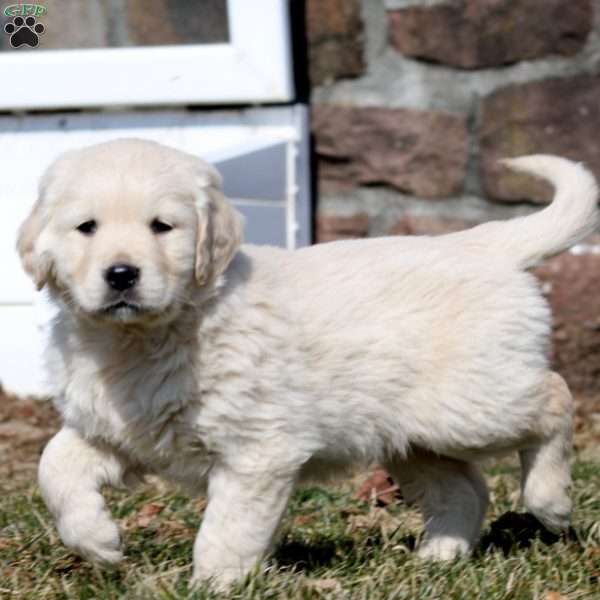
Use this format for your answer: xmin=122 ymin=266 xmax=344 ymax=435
xmin=192 ymin=463 xmax=296 ymax=590
xmin=39 ymin=426 xmax=133 ymax=564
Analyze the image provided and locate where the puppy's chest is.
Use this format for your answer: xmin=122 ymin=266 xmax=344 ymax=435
xmin=60 ymin=354 xmax=211 ymax=476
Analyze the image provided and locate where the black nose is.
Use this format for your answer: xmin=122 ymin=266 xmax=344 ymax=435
xmin=104 ymin=264 xmax=140 ymax=291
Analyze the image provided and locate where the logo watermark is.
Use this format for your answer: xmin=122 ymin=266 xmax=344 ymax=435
xmin=3 ymin=4 xmax=45 ymax=47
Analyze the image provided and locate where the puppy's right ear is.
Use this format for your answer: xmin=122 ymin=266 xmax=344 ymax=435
xmin=16 ymin=197 xmax=52 ymax=291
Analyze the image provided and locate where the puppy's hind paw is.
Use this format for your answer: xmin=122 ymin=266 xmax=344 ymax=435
xmin=527 ymin=495 xmax=572 ymax=535
xmin=417 ymin=536 xmax=471 ymax=561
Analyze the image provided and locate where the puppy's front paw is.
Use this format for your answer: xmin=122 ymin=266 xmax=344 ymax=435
xmin=57 ymin=509 xmax=123 ymax=564
xmin=417 ymin=536 xmax=471 ymax=561
xmin=191 ymin=564 xmax=249 ymax=593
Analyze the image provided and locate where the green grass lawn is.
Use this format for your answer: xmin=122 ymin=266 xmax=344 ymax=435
xmin=1 ymin=459 xmax=600 ymax=599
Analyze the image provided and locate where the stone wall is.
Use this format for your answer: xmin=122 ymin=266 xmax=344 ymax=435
xmin=307 ymin=0 xmax=600 ymax=397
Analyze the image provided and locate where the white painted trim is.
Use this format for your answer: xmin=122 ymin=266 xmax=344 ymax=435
xmin=0 ymin=0 xmax=293 ymax=109
xmin=286 ymin=140 xmax=299 ymax=250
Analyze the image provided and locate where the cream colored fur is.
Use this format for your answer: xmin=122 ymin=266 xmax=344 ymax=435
xmin=17 ymin=139 xmax=597 ymax=589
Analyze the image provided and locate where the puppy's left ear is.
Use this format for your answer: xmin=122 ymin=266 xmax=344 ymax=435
xmin=195 ymin=165 xmax=244 ymax=285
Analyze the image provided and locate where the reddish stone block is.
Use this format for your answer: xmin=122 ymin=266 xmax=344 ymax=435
xmin=313 ymin=105 xmax=468 ymax=198
xmin=388 ymin=0 xmax=591 ymax=69
xmin=306 ymin=0 xmax=365 ymax=85
xmin=480 ymin=75 xmax=600 ymax=203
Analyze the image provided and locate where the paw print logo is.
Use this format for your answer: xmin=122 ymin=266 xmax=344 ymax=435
xmin=4 ymin=16 xmax=45 ymax=48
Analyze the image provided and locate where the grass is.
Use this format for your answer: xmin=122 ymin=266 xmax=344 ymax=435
xmin=1 ymin=458 xmax=600 ymax=599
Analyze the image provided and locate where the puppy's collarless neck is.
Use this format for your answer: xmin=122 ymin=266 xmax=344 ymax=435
xmin=64 ymin=306 xmax=201 ymax=350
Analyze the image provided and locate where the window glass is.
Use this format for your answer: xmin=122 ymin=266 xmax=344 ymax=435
xmin=1 ymin=0 xmax=229 ymax=50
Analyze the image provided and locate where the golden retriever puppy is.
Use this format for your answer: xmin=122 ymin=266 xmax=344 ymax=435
xmin=17 ymin=139 xmax=597 ymax=589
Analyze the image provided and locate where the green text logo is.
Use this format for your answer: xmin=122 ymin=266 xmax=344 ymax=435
xmin=3 ymin=4 xmax=46 ymax=17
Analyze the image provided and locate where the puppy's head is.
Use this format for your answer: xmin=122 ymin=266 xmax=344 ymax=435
xmin=17 ymin=139 xmax=243 ymax=325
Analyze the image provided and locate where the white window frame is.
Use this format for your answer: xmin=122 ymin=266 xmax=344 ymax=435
xmin=0 ymin=0 xmax=293 ymax=109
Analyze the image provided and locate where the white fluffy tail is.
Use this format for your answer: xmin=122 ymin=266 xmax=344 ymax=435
xmin=488 ymin=155 xmax=599 ymax=268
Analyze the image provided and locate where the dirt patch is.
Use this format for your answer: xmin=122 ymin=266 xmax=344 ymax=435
xmin=0 ymin=385 xmax=60 ymax=491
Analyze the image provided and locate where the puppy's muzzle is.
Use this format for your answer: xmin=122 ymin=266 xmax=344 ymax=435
xmin=104 ymin=263 xmax=140 ymax=292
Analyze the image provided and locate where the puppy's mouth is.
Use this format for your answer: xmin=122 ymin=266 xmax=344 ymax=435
xmin=99 ymin=300 xmax=145 ymax=316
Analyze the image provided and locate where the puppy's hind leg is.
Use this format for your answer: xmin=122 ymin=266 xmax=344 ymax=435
xmin=386 ymin=453 xmax=489 ymax=560
xmin=519 ymin=371 xmax=574 ymax=533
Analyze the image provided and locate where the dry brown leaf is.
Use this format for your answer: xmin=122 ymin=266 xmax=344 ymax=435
xmin=355 ymin=468 xmax=401 ymax=506
xmin=544 ymin=592 xmax=569 ymax=600
xmin=137 ymin=502 xmax=164 ymax=526
xmin=123 ymin=502 xmax=165 ymax=529
xmin=293 ymin=513 xmax=318 ymax=527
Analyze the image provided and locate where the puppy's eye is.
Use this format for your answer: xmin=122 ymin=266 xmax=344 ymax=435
xmin=150 ymin=218 xmax=173 ymax=234
xmin=76 ymin=220 xmax=97 ymax=235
